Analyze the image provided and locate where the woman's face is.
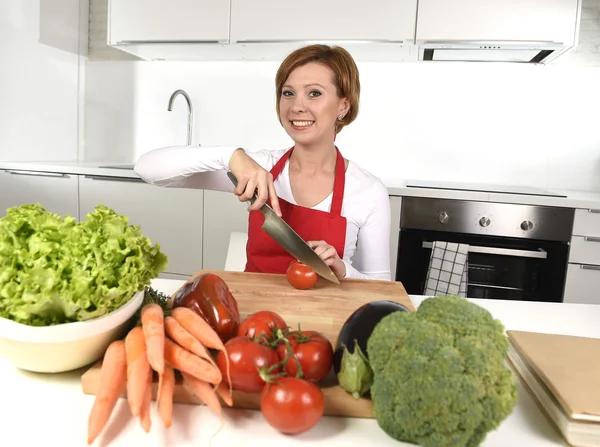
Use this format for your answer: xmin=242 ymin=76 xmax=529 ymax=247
xmin=279 ymin=62 xmax=349 ymax=147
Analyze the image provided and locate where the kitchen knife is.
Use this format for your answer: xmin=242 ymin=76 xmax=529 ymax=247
xmin=227 ymin=171 xmax=340 ymax=284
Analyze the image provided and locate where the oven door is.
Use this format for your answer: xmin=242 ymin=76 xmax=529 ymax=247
xmin=395 ymin=229 xmax=570 ymax=302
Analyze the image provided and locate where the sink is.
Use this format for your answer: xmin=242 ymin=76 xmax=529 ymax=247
xmin=98 ymin=164 xmax=135 ymax=170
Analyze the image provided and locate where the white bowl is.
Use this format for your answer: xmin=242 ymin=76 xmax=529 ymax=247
xmin=0 ymin=290 xmax=144 ymax=373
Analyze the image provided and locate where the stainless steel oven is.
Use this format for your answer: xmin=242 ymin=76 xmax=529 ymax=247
xmin=395 ymin=197 xmax=575 ymax=302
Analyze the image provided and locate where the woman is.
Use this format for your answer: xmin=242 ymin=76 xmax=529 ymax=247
xmin=134 ymin=44 xmax=391 ymax=281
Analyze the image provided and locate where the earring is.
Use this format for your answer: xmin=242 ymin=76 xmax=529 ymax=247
xmin=338 ymin=113 xmax=344 ymax=121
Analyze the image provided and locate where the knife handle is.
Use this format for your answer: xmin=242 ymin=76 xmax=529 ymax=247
xmin=226 ymin=171 xmax=257 ymax=205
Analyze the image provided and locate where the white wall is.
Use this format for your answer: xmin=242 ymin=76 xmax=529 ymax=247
xmin=0 ymin=0 xmax=87 ymax=162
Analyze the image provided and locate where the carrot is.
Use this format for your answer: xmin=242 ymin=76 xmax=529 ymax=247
xmin=182 ymin=372 xmax=223 ymax=420
xmin=215 ymin=381 xmax=233 ymax=407
xmin=125 ymin=326 xmax=151 ymax=417
xmin=164 ymin=316 xmax=221 ymax=374
xmin=157 ymin=365 xmax=175 ymax=428
xmin=139 ymin=368 xmax=152 ymax=433
xmin=87 ymin=340 xmax=127 ymax=445
xmin=171 ymin=307 xmax=232 ymax=396
xmin=141 ymin=303 xmax=165 ymax=375
xmin=164 ymin=337 xmax=221 ymax=384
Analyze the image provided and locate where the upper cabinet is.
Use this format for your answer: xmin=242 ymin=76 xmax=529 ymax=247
xmin=108 ymin=0 xmax=230 ymax=44
xmin=104 ymin=0 xmax=582 ymax=64
xmin=415 ymin=0 xmax=580 ymax=46
xmin=230 ymin=0 xmax=417 ymax=43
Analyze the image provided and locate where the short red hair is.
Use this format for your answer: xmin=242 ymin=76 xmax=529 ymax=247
xmin=275 ymin=44 xmax=360 ymax=134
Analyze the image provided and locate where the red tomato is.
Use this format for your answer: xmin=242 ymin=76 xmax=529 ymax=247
xmin=286 ymin=261 xmax=318 ymax=290
xmin=216 ymin=336 xmax=280 ymax=393
xmin=275 ymin=331 xmax=333 ymax=382
xmin=260 ymin=377 xmax=325 ymax=434
xmin=238 ymin=310 xmax=288 ymax=343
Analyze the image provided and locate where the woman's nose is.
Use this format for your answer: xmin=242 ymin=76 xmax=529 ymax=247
xmin=290 ymin=96 xmax=307 ymax=112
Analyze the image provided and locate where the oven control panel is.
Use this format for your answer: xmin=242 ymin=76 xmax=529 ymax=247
xmin=402 ymin=197 xmax=574 ymax=242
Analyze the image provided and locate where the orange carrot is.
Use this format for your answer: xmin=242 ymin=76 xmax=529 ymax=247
xmin=170 ymin=307 xmax=232 ymax=395
xmin=164 ymin=337 xmax=221 ymax=384
xmin=164 ymin=316 xmax=221 ymax=374
xmin=125 ymin=326 xmax=151 ymax=417
xmin=87 ymin=340 xmax=127 ymax=445
xmin=182 ymin=372 xmax=223 ymax=421
xmin=141 ymin=303 xmax=165 ymax=375
xmin=157 ymin=365 xmax=175 ymax=428
xmin=139 ymin=368 xmax=152 ymax=433
xmin=215 ymin=381 xmax=233 ymax=407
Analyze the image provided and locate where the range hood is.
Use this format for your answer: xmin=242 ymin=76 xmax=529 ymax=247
xmin=415 ymin=40 xmax=572 ymax=64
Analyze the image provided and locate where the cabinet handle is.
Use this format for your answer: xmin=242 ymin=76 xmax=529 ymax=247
xmin=84 ymin=175 xmax=145 ymax=183
xmin=588 ymin=209 xmax=600 ymax=214
xmin=234 ymin=38 xmax=405 ymax=44
xmin=584 ymin=236 xmax=600 ymax=243
xmin=4 ymin=169 xmax=67 ymax=178
xmin=581 ymin=264 xmax=600 ymax=271
xmin=115 ymin=39 xmax=228 ymax=45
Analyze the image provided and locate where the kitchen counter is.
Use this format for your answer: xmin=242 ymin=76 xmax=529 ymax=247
xmin=2 ymin=277 xmax=600 ymax=447
xmin=2 ymin=160 xmax=600 ymax=209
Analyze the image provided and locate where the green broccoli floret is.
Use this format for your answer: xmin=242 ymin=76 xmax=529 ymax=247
xmin=366 ymin=295 xmax=518 ymax=447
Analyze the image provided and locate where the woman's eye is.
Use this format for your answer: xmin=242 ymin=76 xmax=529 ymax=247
xmin=309 ymin=90 xmax=321 ymax=97
xmin=282 ymin=90 xmax=294 ymax=97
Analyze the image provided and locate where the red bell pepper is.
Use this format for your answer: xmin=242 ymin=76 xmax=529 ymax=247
xmin=171 ymin=273 xmax=240 ymax=342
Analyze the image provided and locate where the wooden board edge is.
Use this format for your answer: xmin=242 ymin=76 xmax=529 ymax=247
xmin=81 ymin=361 xmax=375 ymax=419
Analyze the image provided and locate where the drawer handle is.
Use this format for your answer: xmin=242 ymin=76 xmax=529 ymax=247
xmin=84 ymin=175 xmax=145 ymax=183
xmin=584 ymin=236 xmax=600 ymax=243
xmin=588 ymin=209 xmax=600 ymax=214
xmin=5 ymin=169 xmax=67 ymax=178
xmin=581 ymin=264 xmax=600 ymax=271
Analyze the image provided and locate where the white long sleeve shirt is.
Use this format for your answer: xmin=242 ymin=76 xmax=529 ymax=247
xmin=134 ymin=145 xmax=392 ymax=281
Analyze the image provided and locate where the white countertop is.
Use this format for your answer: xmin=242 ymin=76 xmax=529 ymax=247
xmin=2 ymin=277 xmax=600 ymax=447
xmin=2 ymin=160 xmax=600 ymax=209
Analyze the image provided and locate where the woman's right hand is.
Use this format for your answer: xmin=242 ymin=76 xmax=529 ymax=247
xmin=228 ymin=149 xmax=282 ymax=217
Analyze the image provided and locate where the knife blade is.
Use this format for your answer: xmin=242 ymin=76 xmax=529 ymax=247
xmin=227 ymin=171 xmax=340 ymax=284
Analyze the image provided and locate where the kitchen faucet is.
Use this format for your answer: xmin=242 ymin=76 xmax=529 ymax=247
xmin=167 ymin=89 xmax=193 ymax=146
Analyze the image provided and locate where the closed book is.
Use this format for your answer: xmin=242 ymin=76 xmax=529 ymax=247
xmin=506 ymin=330 xmax=600 ymax=447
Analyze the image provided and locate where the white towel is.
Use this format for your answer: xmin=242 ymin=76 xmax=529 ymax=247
xmin=424 ymin=241 xmax=469 ymax=297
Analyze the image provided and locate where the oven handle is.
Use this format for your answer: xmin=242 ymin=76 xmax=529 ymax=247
xmin=422 ymin=241 xmax=548 ymax=259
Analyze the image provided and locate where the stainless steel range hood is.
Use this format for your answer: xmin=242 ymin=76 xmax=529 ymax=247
xmin=416 ymin=40 xmax=571 ymax=64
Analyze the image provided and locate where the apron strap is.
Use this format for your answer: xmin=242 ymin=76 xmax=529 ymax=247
xmin=269 ymin=146 xmax=345 ymax=216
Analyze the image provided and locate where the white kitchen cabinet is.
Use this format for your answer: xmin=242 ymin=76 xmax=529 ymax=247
xmin=0 ymin=169 xmax=78 ymax=218
xmin=202 ymin=190 xmax=250 ymax=271
xmin=107 ymin=0 xmax=230 ymax=44
xmin=78 ymin=175 xmax=204 ymax=277
xmin=415 ymin=0 xmax=580 ymax=46
xmin=563 ymin=264 xmax=600 ymax=305
xmin=230 ymin=0 xmax=416 ymax=43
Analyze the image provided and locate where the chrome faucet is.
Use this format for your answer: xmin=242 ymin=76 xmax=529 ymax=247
xmin=167 ymin=89 xmax=193 ymax=146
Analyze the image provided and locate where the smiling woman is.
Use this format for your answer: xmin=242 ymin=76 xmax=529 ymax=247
xmin=134 ymin=44 xmax=392 ymax=281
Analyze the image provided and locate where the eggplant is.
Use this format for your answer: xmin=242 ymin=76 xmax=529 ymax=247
xmin=334 ymin=300 xmax=409 ymax=399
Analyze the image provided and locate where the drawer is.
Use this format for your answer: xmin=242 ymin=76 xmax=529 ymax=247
xmin=563 ymin=263 xmax=600 ymax=305
xmin=568 ymin=236 xmax=600 ymax=265
xmin=572 ymin=208 xmax=600 ymax=238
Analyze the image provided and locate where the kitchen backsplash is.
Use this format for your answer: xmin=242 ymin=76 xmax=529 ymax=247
xmin=83 ymin=59 xmax=600 ymax=192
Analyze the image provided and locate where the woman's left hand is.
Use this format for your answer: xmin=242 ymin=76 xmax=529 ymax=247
xmin=307 ymin=240 xmax=346 ymax=280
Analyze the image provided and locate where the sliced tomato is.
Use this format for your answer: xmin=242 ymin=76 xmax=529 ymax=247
xmin=216 ymin=336 xmax=280 ymax=393
xmin=286 ymin=261 xmax=318 ymax=290
xmin=238 ymin=310 xmax=288 ymax=343
xmin=275 ymin=331 xmax=333 ymax=382
xmin=260 ymin=377 xmax=325 ymax=434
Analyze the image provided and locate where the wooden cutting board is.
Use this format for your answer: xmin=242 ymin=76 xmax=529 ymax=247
xmin=81 ymin=270 xmax=415 ymax=419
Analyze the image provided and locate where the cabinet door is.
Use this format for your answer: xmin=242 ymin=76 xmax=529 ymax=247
xmin=202 ymin=190 xmax=250 ymax=271
xmin=78 ymin=175 xmax=203 ymax=277
xmin=563 ymin=263 xmax=600 ymax=305
xmin=108 ymin=0 xmax=230 ymax=44
xmin=415 ymin=0 xmax=579 ymax=46
xmin=0 ymin=170 xmax=78 ymax=218
xmin=230 ymin=0 xmax=416 ymax=42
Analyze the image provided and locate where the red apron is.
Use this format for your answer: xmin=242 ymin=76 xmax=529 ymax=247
xmin=244 ymin=147 xmax=347 ymax=274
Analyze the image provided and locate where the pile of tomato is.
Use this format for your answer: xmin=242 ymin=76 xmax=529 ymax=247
xmin=215 ymin=310 xmax=334 ymax=435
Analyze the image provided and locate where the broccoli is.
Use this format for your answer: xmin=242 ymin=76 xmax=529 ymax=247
xmin=366 ymin=295 xmax=518 ymax=447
